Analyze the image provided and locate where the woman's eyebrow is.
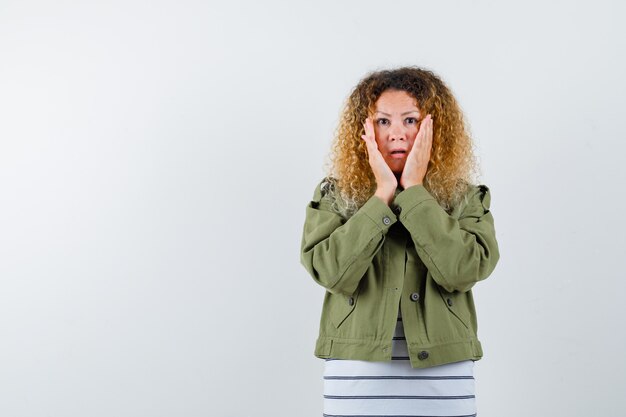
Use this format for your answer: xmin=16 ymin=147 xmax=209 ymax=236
xmin=375 ymin=111 xmax=420 ymax=116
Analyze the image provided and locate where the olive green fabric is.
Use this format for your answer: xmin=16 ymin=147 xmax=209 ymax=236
xmin=299 ymin=178 xmax=500 ymax=368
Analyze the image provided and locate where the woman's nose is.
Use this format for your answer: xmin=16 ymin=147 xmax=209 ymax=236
xmin=388 ymin=124 xmax=407 ymax=141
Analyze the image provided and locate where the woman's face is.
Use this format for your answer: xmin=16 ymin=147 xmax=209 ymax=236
xmin=372 ymin=89 xmax=422 ymax=175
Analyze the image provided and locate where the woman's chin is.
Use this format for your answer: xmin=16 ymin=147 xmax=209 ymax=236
xmin=388 ymin=162 xmax=405 ymax=175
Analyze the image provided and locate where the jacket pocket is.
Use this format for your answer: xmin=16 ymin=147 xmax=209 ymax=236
xmin=436 ymin=285 xmax=470 ymax=330
xmin=330 ymin=285 xmax=361 ymax=329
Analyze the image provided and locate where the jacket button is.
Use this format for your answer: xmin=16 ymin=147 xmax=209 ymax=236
xmin=410 ymin=292 xmax=419 ymax=302
xmin=417 ymin=350 xmax=429 ymax=360
xmin=382 ymin=216 xmax=391 ymax=225
xmin=348 ymin=297 xmax=354 ymax=306
xmin=447 ymin=298 xmax=453 ymax=306
xmin=393 ymin=206 xmax=401 ymax=215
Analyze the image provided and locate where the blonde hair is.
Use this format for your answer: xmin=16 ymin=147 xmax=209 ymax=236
xmin=321 ymin=66 xmax=481 ymax=218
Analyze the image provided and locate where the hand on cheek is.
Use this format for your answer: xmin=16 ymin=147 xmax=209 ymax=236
xmin=400 ymin=114 xmax=433 ymax=190
xmin=361 ymin=117 xmax=398 ymax=200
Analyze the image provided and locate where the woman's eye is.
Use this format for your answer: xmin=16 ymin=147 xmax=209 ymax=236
xmin=376 ymin=118 xmax=419 ymax=126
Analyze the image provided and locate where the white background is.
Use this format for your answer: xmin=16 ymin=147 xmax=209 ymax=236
xmin=1 ymin=1 xmax=625 ymax=416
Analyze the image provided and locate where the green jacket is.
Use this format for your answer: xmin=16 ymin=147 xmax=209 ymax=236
xmin=299 ymin=177 xmax=500 ymax=368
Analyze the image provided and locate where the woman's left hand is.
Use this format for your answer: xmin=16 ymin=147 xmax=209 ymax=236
xmin=399 ymin=114 xmax=433 ymax=190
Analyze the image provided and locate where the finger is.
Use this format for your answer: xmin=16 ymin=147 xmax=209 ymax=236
xmin=417 ymin=123 xmax=429 ymax=155
xmin=361 ymin=135 xmax=374 ymax=161
xmin=362 ymin=120 xmax=370 ymax=142
xmin=361 ymin=134 xmax=372 ymax=150
xmin=361 ymin=133 xmax=376 ymax=154
xmin=366 ymin=117 xmax=376 ymax=140
xmin=423 ymin=122 xmax=433 ymax=157
xmin=365 ymin=117 xmax=373 ymax=140
xmin=363 ymin=121 xmax=374 ymax=142
xmin=363 ymin=118 xmax=371 ymax=138
xmin=365 ymin=118 xmax=381 ymax=150
xmin=417 ymin=116 xmax=427 ymax=140
xmin=422 ymin=115 xmax=431 ymax=140
xmin=428 ymin=116 xmax=433 ymax=145
xmin=414 ymin=121 xmax=425 ymax=147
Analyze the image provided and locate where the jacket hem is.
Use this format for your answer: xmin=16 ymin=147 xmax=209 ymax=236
xmin=314 ymin=335 xmax=483 ymax=369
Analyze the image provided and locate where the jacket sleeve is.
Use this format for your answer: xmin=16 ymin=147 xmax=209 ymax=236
xmin=299 ymin=178 xmax=398 ymax=296
xmin=393 ymin=183 xmax=500 ymax=293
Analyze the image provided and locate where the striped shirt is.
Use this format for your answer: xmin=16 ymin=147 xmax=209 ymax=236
xmin=323 ymin=306 xmax=477 ymax=417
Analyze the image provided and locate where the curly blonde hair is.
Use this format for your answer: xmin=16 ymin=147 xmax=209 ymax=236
xmin=322 ymin=66 xmax=481 ymax=218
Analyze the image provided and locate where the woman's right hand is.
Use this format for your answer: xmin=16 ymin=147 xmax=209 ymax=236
xmin=361 ymin=117 xmax=397 ymax=204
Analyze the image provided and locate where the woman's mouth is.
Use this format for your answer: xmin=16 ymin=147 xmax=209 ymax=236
xmin=390 ymin=150 xmax=407 ymax=159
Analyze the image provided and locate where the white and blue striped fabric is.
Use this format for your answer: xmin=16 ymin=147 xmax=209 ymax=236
xmin=323 ymin=307 xmax=477 ymax=417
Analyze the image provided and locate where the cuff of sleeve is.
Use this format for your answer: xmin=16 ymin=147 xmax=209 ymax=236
xmin=360 ymin=194 xmax=398 ymax=232
xmin=392 ymin=184 xmax=436 ymax=217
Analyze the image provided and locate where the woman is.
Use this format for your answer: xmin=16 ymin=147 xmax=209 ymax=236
xmin=299 ymin=66 xmax=500 ymax=416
